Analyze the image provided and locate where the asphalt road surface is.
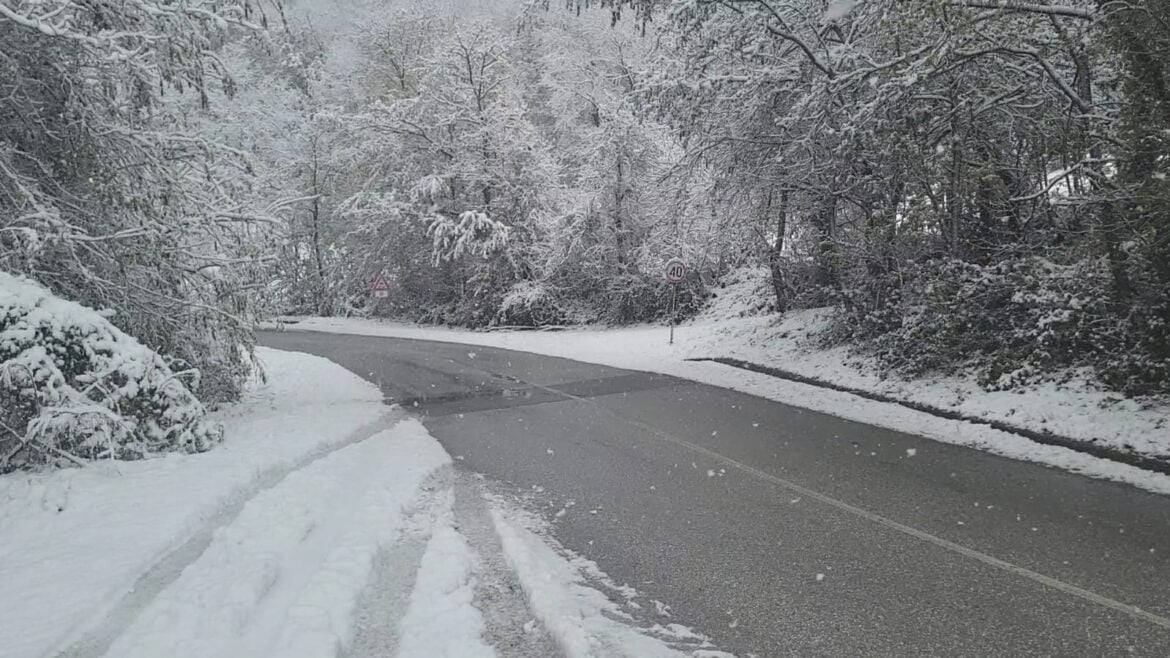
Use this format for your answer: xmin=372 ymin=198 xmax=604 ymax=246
xmin=259 ymin=330 xmax=1170 ymax=657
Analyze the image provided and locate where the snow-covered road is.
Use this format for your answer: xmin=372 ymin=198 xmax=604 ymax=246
xmin=259 ymin=329 xmax=1170 ymax=657
xmin=0 ymin=348 xmax=728 ymax=658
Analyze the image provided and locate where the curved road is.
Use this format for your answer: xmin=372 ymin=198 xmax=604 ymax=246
xmin=260 ymin=330 xmax=1170 ymax=657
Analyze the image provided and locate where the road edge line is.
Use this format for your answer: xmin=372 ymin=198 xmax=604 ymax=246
xmin=689 ymin=356 xmax=1170 ymax=475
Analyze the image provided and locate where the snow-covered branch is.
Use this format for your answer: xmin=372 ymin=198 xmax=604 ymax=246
xmin=951 ymin=1 xmax=1096 ymax=20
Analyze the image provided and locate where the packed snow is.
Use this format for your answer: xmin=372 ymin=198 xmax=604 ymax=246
xmin=0 ymin=346 xmax=732 ymax=658
xmin=0 ymin=348 xmax=391 ymax=658
xmin=102 ymin=421 xmax=450 ymax=658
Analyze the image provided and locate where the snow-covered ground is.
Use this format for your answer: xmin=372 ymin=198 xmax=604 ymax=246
xmin=0 ymin=347 xmax=729 ymax=658
xmin=0 ymin=347 xmax=392 ymax=658
xmin=684 ymin=267 xmax=1170 ymax=462
xmin=269 ymin=278 xmax=1170 ymax=497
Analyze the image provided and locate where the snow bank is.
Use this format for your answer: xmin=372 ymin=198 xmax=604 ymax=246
xmin=0 ymin=271 xmax=219 ymax=471
xmin=692 ymin=265 xmax=775 ymax=322
xmin=693 ymin=267 xmax=1169 ymax=464
xmin=684 ymin=294 xmax=1170 ymax=462
xmin=0 ymin=347 xmax=391 ymax=658
xmin=271 ymin=316 xmax=1170 ymax=495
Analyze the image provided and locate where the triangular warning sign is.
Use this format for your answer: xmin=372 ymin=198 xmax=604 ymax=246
xmin=371 ymin=274 xmax=390 ymax=292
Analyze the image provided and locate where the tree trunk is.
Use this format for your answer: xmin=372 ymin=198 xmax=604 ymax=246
xmin=308 ymin=136 xmax=330 ymax=316
xmin=812 ymin=192 xmax=839 ymax=289
xmin=948 ymin=112 xmax=964 ymax=258
xmin=767 ymin=188 xmax=789 ymax=312
xmin=1069 ymin=15 xmax=1133 ymax=303
xmin=614 ymin=152 xmax=628 ymax=272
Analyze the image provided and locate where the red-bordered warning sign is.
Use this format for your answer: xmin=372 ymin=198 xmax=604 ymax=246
xmin=371 ymin=273 xmax=390 ymax=298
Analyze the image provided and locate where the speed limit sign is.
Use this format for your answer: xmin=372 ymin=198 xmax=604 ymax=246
xmin=663 ymin=258 xmax=686 ymax=345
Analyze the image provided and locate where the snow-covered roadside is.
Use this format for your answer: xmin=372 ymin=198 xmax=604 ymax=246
xmin=0 ymin=347 xmax=393 ymax=658
xmin=102 ymin=420 xmax=451 ymax=658
xmin=269 ymin=317 xmax=1170 ymax=496
xmin=681 ymin=277 xmax=1170 ymax=462
xmin=0 ymin=345 xmax=736 ymax=658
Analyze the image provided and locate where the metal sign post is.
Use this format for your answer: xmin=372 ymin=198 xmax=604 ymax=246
xmin=670 ymin=284 xmax=678 ymax=345
xmin=663 ymin=258 xmax=686 ymax=345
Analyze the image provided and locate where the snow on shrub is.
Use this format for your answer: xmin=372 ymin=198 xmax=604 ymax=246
xmin=496 ymin=280 xmax=598 ymax=327
xmin=0 ymin=272 xmax=222 ymax=472
xmin=696 ymin=266 xmax=775 ymax=321
xmin=834 ymin=257 xmax=1170 ymax=394
xmin=500 ymin=281 xmax=571 ymax=326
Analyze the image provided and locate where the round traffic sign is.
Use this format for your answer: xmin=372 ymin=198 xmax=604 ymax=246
xmin=663 ymin=258 xmax=687 ymax=284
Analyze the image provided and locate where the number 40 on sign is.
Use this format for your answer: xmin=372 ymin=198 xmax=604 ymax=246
xmin=663 ymin=258 xmax=686 ymax=344
xmin=664 ymin=258 xmax=686 ymax=284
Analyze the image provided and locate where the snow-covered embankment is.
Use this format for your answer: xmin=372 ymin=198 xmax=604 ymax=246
xmin=0 ymin=348 xmax=401 ymax=657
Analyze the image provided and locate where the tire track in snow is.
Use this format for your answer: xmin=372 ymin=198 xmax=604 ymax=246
xmin=346 ymin=469 xmax=564 ymax=658
xmin=395 ymin=483 xmax=495 ymax=658
xmin=268 ymin=425 xmax=453 ymax=658
xmin=344 ymin=468 xmax=454 ymax=658
xmin=342 ymin=536 xmax=428 ymax=658
xmin=57 ymin=411 xmax=403 ymax=658
xmin=91 ymin=418 xmax=450 ymax=658
xmin=452 ymin=475 xmax=563 ymax=658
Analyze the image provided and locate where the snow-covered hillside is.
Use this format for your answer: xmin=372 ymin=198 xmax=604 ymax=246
xmin=686 ymin=268 xmax=1170 ymax=462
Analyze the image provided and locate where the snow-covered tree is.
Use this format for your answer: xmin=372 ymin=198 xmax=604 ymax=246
xmin=632 ymin=0 xmax=1169 ymax=393
xmin=1 ymin=0 xmax=282 ymax=401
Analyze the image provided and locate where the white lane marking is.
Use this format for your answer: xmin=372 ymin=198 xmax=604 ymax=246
xmin=513 ymin=377 xmax=1170 ymax=632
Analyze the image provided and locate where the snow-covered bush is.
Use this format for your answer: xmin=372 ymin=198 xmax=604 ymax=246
xmin=835 ymin=257 xmax=1169 ymax=395
xmin=0 ymin=273 xmax=222 ymax=473
xmin=498 ymin=281 xmax=592 ymax=326
xmin=592 ymin=272 xmax=697 ymax=325
xmin=427 ymin=211 xmax=512 ymax=265
xmin=697 ymin=266 xmax=775 ymax=321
